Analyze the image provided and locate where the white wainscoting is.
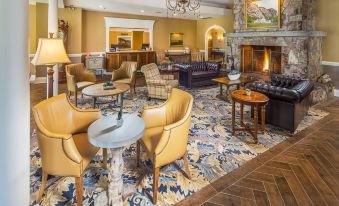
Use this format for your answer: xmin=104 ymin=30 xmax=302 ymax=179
xmin=322 ymin=61 xmax=339 ymax=67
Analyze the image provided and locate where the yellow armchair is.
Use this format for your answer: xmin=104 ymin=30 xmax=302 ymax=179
xmin=32 ymin=93 xmax=107 ymax=206
xmin=66 ymin=63 xmax=96 ymax=106
xmin=137 ymin=88 xmax=194 ymax=204
xmin=111 ymin=61 xmax=137 ymax=94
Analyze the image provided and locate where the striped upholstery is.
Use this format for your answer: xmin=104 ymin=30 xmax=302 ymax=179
xmin=141 ymin=63 xmax=178 ymax=100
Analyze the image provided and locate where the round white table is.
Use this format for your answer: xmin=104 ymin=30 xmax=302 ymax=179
xmin=88 ymin=113 xmax=145 ymax=206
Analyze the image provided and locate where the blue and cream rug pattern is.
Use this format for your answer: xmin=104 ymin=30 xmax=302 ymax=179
xmin=30 ymin=87 xmax=328 ymax=206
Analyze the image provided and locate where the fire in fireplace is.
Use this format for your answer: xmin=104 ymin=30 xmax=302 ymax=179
xmin=241 ymin=45 xmax=282 ymax=74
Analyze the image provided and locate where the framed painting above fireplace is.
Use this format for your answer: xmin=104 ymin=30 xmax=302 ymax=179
xmin=245 ymin=0 xmax=281 ymax=29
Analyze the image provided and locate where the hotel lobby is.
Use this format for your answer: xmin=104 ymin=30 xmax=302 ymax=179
xmin=1 ymin=0 xmax=339 ymax=205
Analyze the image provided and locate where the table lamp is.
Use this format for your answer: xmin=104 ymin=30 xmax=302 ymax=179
xmin=31 ymin=37 xmax=70 ymax=98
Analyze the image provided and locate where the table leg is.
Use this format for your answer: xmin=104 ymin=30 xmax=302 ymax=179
xmin=108 ymin=147 xmax=124 ymax=206
xmin=219 ymin=84 xmax=223 ymax=96
xmin=240 ymin=103 xmax=244 ymax=126
xmin=253 ymin=105 xmax=258 ymax=143
xmin=261 ymin=105 xmax=266 ymax=133
xmin=93 ymin=97 xmax=97 ymax=109
xmin=226 ymin=86 xmax=231 ymax=101
xmin=232 ymin=100 xmax=235 ymax=135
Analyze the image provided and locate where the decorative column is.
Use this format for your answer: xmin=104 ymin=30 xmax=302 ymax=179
xmin=0 ymin=0 xmax=30 ymax=205
xmin=48 ymin=0 xmax=59 ymax=97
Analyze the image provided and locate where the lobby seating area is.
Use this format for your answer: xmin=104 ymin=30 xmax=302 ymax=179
xmin=1 ymin=0 xmax=337 ymax=206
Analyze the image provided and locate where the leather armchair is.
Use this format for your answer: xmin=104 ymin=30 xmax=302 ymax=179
xmin=66 ymin=63 xmax=96 ymax=106
xmin=32 ymin=93 xmax=107 ymax=206
xmin=249 ymin=74 xmax=314 ymax=132
xmin=141 ymin=63 xmax=179 ymax=100
xmin=111 ymin=61 xmax=137 ymax=94
xmin=137 ymin=88 xmax=194 ymax=204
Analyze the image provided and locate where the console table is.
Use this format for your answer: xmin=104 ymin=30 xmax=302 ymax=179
xmin=85 ymin=56 xmax=105 ymax=76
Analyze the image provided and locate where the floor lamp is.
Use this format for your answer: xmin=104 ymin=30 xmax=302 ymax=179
xmin=31 ymin=37 xmax=70 ymax=98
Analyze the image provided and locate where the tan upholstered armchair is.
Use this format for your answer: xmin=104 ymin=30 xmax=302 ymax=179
xmin=32 ymin=93 xmax=107 ymax=206
xmin=111 ymin=61 xmax=137 ymax=94
xmin=141 ymin=63 xmax=178 ymax=100
xmin=66 ymin=63 xmax=96 ymax=106
xmin=137 ymin=88 xmax=194 ymax=204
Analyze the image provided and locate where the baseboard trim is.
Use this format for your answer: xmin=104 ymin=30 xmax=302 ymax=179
xmin=322 ymin=61 xmax=339 ymax=67
xmin=334 ymin=89 xmax=339 ymax=97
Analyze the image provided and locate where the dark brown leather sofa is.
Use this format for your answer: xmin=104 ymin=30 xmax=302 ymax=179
xmin=249 ymin=74 xmax=314 ymax=132
xmin=176 ymin=62 xmax=220 ymax=89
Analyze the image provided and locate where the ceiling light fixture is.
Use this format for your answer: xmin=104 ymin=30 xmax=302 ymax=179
xmin=140 ymin=10 xmax=145 ymax=13
xmin=98 ymin=5 xmax=105 ymax=9
xmin=166 ymin=0 xmax=200 ymax=16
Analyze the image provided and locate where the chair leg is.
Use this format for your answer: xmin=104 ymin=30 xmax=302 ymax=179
xmin=183 ymin=151 xmax=191 ymax=179
xmin=75 ymin=90 xmax=78 ymax=107
xmin=136 ymin=141 xmax=140 ymax=167
xmin=37 ymin=170 xmax=48 ymax=202
xmin=75 ymin=176 xmax=83 ymax=206
xmin=103 ymin=148 xmax=108 ymax=169
xmin=152 ymin=167 xmax=160 ymax=204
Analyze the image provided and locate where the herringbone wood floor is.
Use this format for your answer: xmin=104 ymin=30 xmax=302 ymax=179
xmin=177 ymin=98 xmax=339 ymax=206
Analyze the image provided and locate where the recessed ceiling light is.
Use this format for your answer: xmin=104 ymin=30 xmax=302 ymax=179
xmin=173 ymin=13 xmax=177 ymax=16
xmin=140 ymin=10 xmax=145 ymax=13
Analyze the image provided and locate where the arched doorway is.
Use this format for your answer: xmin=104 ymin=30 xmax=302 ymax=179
xmin=204 ymin=25 xmax=226 ymax=61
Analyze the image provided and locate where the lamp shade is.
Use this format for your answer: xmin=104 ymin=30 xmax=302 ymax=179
xmin=31 ymin=38 xmax=70 ymax=65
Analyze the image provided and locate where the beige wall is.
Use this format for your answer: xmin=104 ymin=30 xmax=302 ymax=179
xmin=315 ymin=0 xmax=339 ymax=62
xmin=35 ymin=3 xmax=48 ymax=45
xmin=30 ymin=6 xmax=234 ymax=54
xmin=58 ymin=8 xmax=82 ymax=54
xmin=196 ymin=15 xmax=234 ymax=50
xmin=29 ymin=4 xmax=82 ymax=54
xmin=29 ymin=5 xmax=36 ymax=54
xmin=82 ymin=10 xmax=197 ymax=52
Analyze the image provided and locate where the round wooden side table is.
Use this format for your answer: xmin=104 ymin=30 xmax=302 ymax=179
xmin=82 ymin=83 xmax=130 ymax=108
xmin=231 ymin=89 xmax=269 ymax=143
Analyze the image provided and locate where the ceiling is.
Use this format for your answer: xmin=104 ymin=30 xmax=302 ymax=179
xmin=30 ymin=0 xmax=234 ymax=20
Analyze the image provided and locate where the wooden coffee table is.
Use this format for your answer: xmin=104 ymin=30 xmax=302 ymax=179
xmin=231 ymin=89 xmax=269 ymax=143
xmin=159 ymin=67 xmax=179 ymax=80
xmin=212 ymin=76 xmax=254 ymax=102
xmin=82 ymin=83 xmax=130 ymax=108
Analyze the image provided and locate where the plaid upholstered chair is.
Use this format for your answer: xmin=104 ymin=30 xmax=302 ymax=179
xmin=141 ymin=63 xmax=178 ymax=100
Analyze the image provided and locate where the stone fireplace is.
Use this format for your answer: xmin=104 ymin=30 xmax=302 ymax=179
xmin=241 ymin=45 xmax=282 ymax=74
xmin=227 ymin=0 xmax=332 ymax=104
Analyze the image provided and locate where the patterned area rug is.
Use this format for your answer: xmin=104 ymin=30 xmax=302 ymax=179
xmin=30 ymin=86 xmax=328 ymax=206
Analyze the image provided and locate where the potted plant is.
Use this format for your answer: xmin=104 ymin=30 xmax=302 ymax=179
xmin=245 ymin=86 xmax=252 ymax=96
xmin=228 ymin=69 xmax=241 ymax=80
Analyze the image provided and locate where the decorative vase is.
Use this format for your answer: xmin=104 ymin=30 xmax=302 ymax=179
xmin=245 ymin=89 xmax=251 ymax=96
xmin=116 ymin=118 xmax=124 ymax=127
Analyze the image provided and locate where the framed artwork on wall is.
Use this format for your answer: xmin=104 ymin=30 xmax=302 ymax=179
xmin=169 ymin=33 xmax=184 ymax=47
xmin=245 ymin=0 xmax=281 ymax=29
xmin=117 ymin=36 xmax=132 ymax=49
